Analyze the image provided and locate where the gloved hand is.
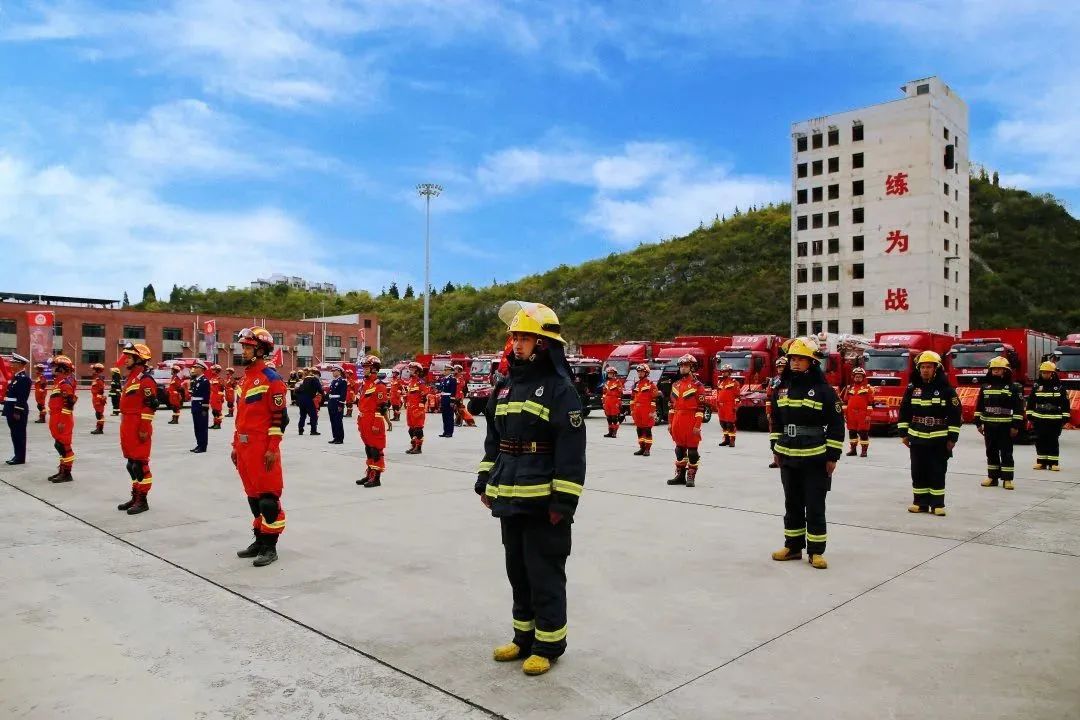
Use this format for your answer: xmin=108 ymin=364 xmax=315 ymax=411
xmin=230 ymin=449 xmax=237 ymax=466
xmin=1009 ymin=427 xmax=1019 ymax=439
xmin=549 ymin=510 xmax=564 ymax=526
xmin=901 ymin=436 xmax=910 ymax=447
xmin=480 ymin=494 xmax=491 ymax=509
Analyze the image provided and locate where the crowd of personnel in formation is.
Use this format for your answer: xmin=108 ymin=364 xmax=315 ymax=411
xmin=0 ymin=301 xmax=1072 ymax=677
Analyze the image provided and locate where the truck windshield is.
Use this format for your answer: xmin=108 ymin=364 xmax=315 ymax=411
xmin=430 ymin=359 xmax=453 ymax=374
xmin=152 ymin=368 xmax=173 ymax=382
xmin=952 ymin=350 xmax=998 ymax=369
xmin=716 ymin=356 xmax=751 ymax=371
xmin=471 ymin=360 xmax=492 ymax=376
xmin=864 ymin=353 xmax=910 ymax=371
xmin=606 ymin=359 xmax=630 ymax=377
xmin=1055 ymin=353 xmax=1080 ymax=371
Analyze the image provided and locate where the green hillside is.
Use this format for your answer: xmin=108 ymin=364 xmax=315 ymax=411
xmin=146 ymin=175 xmax=1079 ymax=357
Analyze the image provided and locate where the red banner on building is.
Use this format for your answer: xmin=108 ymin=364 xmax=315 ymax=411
xmin=203 ymin=319 xmax=217 ymax=362
xmin=269 ymin=347 xmax=284 ymax=368
xmin=26 ymin=310 xmax=55 ymax=366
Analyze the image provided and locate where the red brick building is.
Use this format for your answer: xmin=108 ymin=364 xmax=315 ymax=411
xmin=0 ymin=293 xmax=378 ymax=378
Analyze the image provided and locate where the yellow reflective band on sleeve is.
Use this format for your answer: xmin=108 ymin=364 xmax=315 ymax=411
xmin=911 ymin=398 xmax=946 ymax=406
xmin=534 ymin=625 xmax=567 ymax=643
xmin=478 ymin=461 xmax=495 ymax=473
xmin=826 ymin=439 xmax=844 ymax=449
xmin=777 ymin=397 xmax=823 ymax=410
xmin=245 ymin=385 xmax=269 ymax=399
xmin=897 ymin=422 xmax=910 ymax=430
xmin=495 ymin=401 xmax=523 ymax=417
xmin=513 ymin=619 xmax=535 ymax=632
xmin=948 ymin=426 xmax=961 ymax=433
xmin=552 ymin=479 xmax=583 ymax=497
xmin=769 ymin=433 xmax=780 ymax=440
xmin=774 ymin=444 xmax=826 ymax=457
xmin=522 ymin=400 xmax=550 ymax=421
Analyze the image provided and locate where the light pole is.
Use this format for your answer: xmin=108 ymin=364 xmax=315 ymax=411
xmin=416 ymin=183 xmax=442 ymax=354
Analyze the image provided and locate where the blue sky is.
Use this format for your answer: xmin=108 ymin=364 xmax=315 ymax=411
xmin=1 ymin=1 xmax=1076 ymax=300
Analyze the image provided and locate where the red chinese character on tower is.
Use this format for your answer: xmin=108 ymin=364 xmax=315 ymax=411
xmin=885 ymin=288 xmax=910 ymax=311
xmin=885 ymin=230 xmax=909 ymax=253
xmin=885 ymin=172 xmax=909 ymax=196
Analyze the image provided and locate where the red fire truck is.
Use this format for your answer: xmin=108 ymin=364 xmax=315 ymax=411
xmin=714 ymin=334 xmax=787 ymax=430
xmin=948 ymin=329 xmax=1059 ymax=423
xmin=862 ymin=330 xmax=955 ymax=432
xmin=1048 ymin=334 xmax=1080 ymax=426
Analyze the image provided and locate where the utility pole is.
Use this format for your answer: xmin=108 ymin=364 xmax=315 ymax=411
xmin=416 ymin=183 xmax=442 ymax=354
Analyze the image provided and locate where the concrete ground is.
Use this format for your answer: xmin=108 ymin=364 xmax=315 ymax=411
xmin=2 ymin=408 xmax=1079 ymax=720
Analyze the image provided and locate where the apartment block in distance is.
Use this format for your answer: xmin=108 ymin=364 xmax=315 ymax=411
xmin=790 ymin=76 xmax=969 ymax=338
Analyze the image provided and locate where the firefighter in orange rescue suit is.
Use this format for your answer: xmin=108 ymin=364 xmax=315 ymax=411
xmin=601 ymin=367 xmax=623 ymax=438
xmin=389 ymin=369 xmax=404 ymax=421
xmin=842 ymin=366 xmax=874 ymax=457
xmin=232 ymin=327 xmax=289 ymax=567
xmin=356 ymin=355 xmax=390 ymax=487
xmin=167 ymin=365 xmax=184 ymax=424
xmin=224 ymin=367 xmax=237 ymax=417
xmin=404 ymin=361 xmax=428 ymax=454
xmin=116 ymin=343 xmax=159 ymax=514
xmin=46 ymin=355 xmax=78 ymax=483
xmin=344 ymin=368 xmax=357 ymax=418
xmin=209 ymin=364 xmax=225 ymax=429
xmin=630 ymin=363 xmax=658 ymax=456
xmin=770 ymin=337 xmax=845 ymax=569
xmin=766 ymin=356 xmax=788 ymax=468
xmin=455 ymin=364 xmax=478 ymax=427
xmin=89 ymin=362 xmax=107 ymax=434
xmin=34 ymin=363 xmax=48 ymax=423
xmin=715 ymin=364 xmax=740 ymax=447
xmin=667 ymin=354 xmax=706 ymax=487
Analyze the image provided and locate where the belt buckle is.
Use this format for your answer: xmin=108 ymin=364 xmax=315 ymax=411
xmin=785 ymin=424 xmax=796 ymax=438
xmin=529 ymin=441 xmax=537 ymax=453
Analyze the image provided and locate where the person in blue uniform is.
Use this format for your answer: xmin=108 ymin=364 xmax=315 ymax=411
xmin=436 ymin=365 xmax=457 ymax=437
xmin=3 ymin=353 xmax=31 ymax=465
xmin=327 ymin=365 xmax=347 ymax=444
xmin=188 ymin=360 xmax=211 ymax=453
xmin=297 ymin=368 xmax=323 ymax=436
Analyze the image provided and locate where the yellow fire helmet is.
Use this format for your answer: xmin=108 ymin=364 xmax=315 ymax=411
xmin=499 ymin=300 xmax=565 ymax=344
xmin=916 ymin=350 xmax=943 ymax=367
xmin=988 ymin=356 xmax=1010 ymax=369
xmin=53 ymin=355 xmax=74 ymax=369
xmin=785 ymin=336 xmax=821 ymax=360
xmin=121 ymin=342 xmax=152 ymax=362
xmin=1039 ymin=361 xmax=1057 ymax=373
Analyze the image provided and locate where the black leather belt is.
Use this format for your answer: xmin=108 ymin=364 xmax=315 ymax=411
xmin=783 ymin=424 xmax=824 ymax=439
xmin=499 ymin=439 xmax=553 ymax=455
xmin=911 ymin=417 xmax=946 ymax=426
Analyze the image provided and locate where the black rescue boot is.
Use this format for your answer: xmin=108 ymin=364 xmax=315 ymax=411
xmin=237 ymin=533 xmax=262 ymax=558
xmin=50 ymin=470 xmax=74 ymax=483
xmin=126 ymin=494 xmax=149 ymax=515
xmin=253 ymin=537 xmax=278 ymax=567
xmin=117 ymin=491 xmax=137 ymax=511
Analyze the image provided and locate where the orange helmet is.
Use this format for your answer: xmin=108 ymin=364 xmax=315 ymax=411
xmin=362 ymin=355 xmax=381 ymax=368
xmin=677 ymin=353 xmax=697 ymax=367
xmin=53 ymin=355 xmax=74 ymax=370
xmin=409 ymin=361 xmax=424 ymax=372
xmin=211 ymin=364 xmax=222 ymax=372
xmin=236 ymin=326 xmax=274 ymax=355
xmin=853 ymin=366 xmax=866 ymax=377
xmin=91 ymin=362 xmax=105 ymax=371
xmin=606 ymin=366 xmax=618 ymax=375
xmin=226 ymin=367 xmax=235 ymax=374
xmin=171 ymin=365 xmax=181 ymax=373
xmin=121 ymin=342 xmax=152 ymax=362
xmin=635 ymin=363 xmax=649 ymax=372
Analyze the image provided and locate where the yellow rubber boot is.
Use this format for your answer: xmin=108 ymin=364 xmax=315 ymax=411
xmin=809 ymin=554 xmax=828 ymax=569
xmin=1032 ymin=463 xmax=1043 ymax=470
xmin=493 ymin=643 xmax=522 ymax=662
xmin=772 ymin=547 xmax=802 ymax=561
xmin=908 ymin=504 xmax=926 ymax=513
xmin=933 ymin=507 xmax=947 ymax=516
xmin=522 ymin=655 xmax=552 ymax=676
xmin=1003 ymin=480 xmax=1015 ymax=490
xmin=1050 ymin=466 xmax=1060 ymax=472
xmin=981 ymin=477 xmax=997 ymax=487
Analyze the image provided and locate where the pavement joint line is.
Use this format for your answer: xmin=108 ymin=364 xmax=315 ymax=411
xmin=968 ymin=539 xmax=1080 ymax=559
xmin=609 ymin=483 xmax=1073 ymax=720
xmin=0 ymin=477 xmax=509 ymax=720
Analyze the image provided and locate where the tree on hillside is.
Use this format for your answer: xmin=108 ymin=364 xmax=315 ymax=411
xmin=142 ymin=284 xmax=157 ymax=304
xmin=443 ymin=281 xmax=456 ymax=293
xmin=387 ymin=282 xmax=400 ymax=300
xmin=122 ymin=291 xmax=130 ymax=308
xmin=403 ymin=285 xmax=415 ymax=299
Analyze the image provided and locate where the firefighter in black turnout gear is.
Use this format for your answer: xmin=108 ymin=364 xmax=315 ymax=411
xmin=898 ymin=351 xmax=961 ymax=515
xmin=975 ymin=356 xmax=1025 ymax=490
xmin=476 ymin=301 xmax=586 ymax=677
xmin=109 ymin=367 xmax=122 ymax=415
xmin=1028 ymin=361 xmax=1069 ymax=471
xmin=769 ymin=337 xmax=844 ymax=570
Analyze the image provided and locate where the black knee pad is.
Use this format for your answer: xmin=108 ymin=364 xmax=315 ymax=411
xmin=675 ymin=446 xmax=687 ymax=460
xmin=53 ymin=440 xmax=64 ymax=455
xmin=416 ymin=429 xmax=424 ymax=439
xmin=688 ymin=450 xmax=700 ymax=464
xmin=247 ymin=496 xmax=261 ymax=518
xmin=258 ymin=494 xmax=280 ymax=524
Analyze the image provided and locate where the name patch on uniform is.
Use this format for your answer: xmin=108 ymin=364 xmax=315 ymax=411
xmin=498 ymin=388 xmax=510 ymax=399
xmin=913 ymin=388 xmax=922 ymax=397
xmin=568 ymin=410 xmax=583 ymax=428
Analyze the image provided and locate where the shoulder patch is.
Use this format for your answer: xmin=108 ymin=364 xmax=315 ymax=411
xmin=835 ymin=401 xmax=842 ymax=413
xmin=568 ymin=410 xmax=583 ymax=428
xmin=143 ymin=387 xmax=153 ymax=396
xmin=952 ymin=397 xmax=960 ymax=406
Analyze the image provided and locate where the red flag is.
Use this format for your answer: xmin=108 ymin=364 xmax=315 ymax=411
xmin=270 ymin=347 xmax=284 ymax=367
xmin=0 ymin=355 xmax=10 ymax=383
